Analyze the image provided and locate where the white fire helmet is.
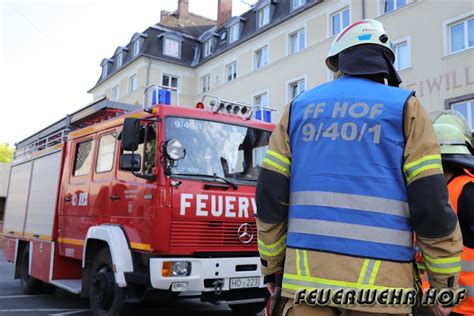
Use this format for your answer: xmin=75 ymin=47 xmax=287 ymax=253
xmin=326 ymin=19 xmax=395 ymax=72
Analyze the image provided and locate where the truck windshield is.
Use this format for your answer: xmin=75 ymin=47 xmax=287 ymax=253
xmin=166 ymin=117 xmax=271 ymax=182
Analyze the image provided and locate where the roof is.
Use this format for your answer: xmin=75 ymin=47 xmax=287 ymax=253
xmin=0 ymin=163 xmax=10 ymax=198
xmin=16 ymin=98 xmax=136 ymax=150
xmin=91 ymin=0 xmax=323 ymax=90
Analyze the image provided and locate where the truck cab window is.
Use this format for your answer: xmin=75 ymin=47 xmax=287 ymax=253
xmin=73 ymin=140 xmax=93 ymax=176
xmin=144 ymin=124 xmax=156 ymax=175
xmin=96 ymin=134 xmax=116 ymax=173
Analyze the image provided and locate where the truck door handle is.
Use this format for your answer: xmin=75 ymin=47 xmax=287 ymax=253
xmin=64 ymin=196 xmax=72 ymax=202
xmin=110 ymin=194 xmax=120 ymax=201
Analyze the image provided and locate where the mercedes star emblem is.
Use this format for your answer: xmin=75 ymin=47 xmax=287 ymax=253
xmin=237 ymin=223 xmax=254 ymax=244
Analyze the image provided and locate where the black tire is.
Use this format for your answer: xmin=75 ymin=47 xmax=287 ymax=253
xmin=19 ymin=246 xmax=45 ymax=295
xmin=19 ymin=246 xmax=57 ymax=295
xmin=89 ymin=248 xmax=127 ymax=316
xmin=229 ymin=301 xmax=267 ymax=315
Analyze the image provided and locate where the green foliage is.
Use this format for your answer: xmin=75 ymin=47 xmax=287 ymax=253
xmin=0 ymin=143 xmax=14 ymax=163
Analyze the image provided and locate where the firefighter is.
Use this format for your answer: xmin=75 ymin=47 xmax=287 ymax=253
xmin=425 ymin=111 xmax=474 ymax=315
xmin=256 ymin=19 xmax=463 ymax=316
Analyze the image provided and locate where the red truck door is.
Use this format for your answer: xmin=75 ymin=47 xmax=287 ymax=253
xmin=58 ymin=136 xmax=95 ymax=259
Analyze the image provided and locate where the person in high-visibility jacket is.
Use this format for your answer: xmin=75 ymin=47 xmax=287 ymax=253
xmin=256 ymin=19 xmax=463 ymax=316
xmin=419 ymin=111 xmax=474 ymax=315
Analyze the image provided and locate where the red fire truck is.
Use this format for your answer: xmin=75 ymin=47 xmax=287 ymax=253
xmin=1 ymin=96 xmax=274 ymax=315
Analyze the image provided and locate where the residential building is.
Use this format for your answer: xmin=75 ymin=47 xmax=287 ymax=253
xmin=88 ymin=0 xmax=474 ymax=132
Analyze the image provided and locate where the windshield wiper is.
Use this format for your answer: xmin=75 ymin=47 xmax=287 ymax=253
xmin=172 ymin=173 xmax=238 ymax=190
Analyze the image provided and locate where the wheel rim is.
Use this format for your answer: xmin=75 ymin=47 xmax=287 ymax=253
xmin=91 ymin=264 xmax=115 ymax=312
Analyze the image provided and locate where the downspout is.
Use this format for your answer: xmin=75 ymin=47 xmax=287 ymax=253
xmin=362 ymin=0 xmax=366 ymax=19
xmin=144 ymin=56 xmax=153 ymax=108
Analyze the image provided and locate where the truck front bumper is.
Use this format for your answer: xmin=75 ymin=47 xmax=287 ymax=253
xmin=149 ymin=256 xmax=266 ymax=293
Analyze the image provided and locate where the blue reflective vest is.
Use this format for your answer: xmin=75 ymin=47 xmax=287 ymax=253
xmin=288 ymin=76 xmax=415 ymax=262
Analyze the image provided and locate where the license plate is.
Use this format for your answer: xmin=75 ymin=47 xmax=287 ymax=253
xmin=230 ymin=277 xmax=260 ymax=289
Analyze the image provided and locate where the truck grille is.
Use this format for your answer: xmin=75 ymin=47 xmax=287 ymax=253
xmin=169 ymin=219 xmax=257 ymax=248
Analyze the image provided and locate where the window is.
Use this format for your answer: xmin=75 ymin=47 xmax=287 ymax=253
xmin=102 ymin=64 xmax=108 ymax=78
xmin=289 ymin=29 xmax=305 ymax=54
xmin=452 ymin=99 xmax=474 ymax=132
xmin=129 ymin=75 xmax=137 ymax=93
xmin=225 ymin=61 xmax=237 ymax=82
xmin=96 ymin=134 xmax=116 ymax=173
xmin=292 ymin=0 xmax=306 ymax=10
xmin=254 ymin=92 xmax=268 ymax=107
xmin=73 ymin=140 xmax=93 ymax=177
xmin=394 ymin=40 xmax=410 ymax=70
xmin=449 ymin=17 xmax=474 ymax=54
xmin=200 ymin=74 xmax=211 ymax=93
xmin=162 ymin=74 xmax=179 ymax=89
xmin=383 ymin=0 xmax=407 ymax=14
xmin=229 ymin=23 xmax=240 ymax=43
xmin=258 ymin=5 xmax=270 ymax=28
xmin=133 ymin=40 xmax=141 ymax=56
xmin=204 ymin=39 xmax=213 ymax=57
xmin=116 ymin=54 xmax=123 ymax=69
xmin=331 ymin=7 xmax=350 ymax=37
xmin=112 ymin=85 xmax=120 ymax=101
xmin=288 ymin=78 xmax=305 ymax=100
xmin=255 ymin=46 xmax=269 ymax=69
xmin=163 ymin=38 xmax=180 ymax=58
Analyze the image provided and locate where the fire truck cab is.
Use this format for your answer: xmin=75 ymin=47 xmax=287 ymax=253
xmin=2 ymin=97 xmax=275 ymax=315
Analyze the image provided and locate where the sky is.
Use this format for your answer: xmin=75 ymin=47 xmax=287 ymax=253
xmin=0 ymin=0 xmax=254 ymax=146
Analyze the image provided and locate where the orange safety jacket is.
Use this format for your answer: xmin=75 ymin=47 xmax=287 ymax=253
xmin=420 ymin=169 xmax=474 ymax=314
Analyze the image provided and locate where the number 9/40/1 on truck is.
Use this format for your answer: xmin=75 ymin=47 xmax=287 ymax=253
xmin=1 ymin=96 xmax=275 ymax=316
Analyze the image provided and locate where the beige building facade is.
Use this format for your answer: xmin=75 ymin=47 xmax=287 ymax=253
xmin=89 ymin=0 xmax=474 ymax=130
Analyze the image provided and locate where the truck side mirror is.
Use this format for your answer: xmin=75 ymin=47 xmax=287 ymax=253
xmin=122 ymin=118 xmax=140 ymax=151
xmin=120 ymin=153 xmax=141 ymax=172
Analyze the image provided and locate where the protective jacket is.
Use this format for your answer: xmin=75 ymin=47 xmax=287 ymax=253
xmin=256 ymin=75 xmax=463 ymax=314
xmin=288 ymin=76 xmax=414 ymax=262
xmin=447 ymin=171 xmax=474 ymax=314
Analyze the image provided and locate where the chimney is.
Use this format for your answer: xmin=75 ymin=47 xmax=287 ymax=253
xmin=217 ymin=0 xmax=232 ymax=28
xmin=178 ymin=0 xmax=189 ymax=19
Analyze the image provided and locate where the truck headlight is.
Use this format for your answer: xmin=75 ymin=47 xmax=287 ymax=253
xmin=162 ymin=261 xmax=191 ymax=277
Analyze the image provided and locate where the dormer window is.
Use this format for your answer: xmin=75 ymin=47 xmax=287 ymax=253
xmin=163 ymin=38 xmax=180 ymax=58
xmin=130 ymin=32 xmax=147 ymax=58
xmin=100 ymin=58 xmax=112 ymax=79
xmin=116 ymin=54 xmax=123 ymax=69
xmin=204 ymin=39 xmax=214 ymax=57
xmin=229 ymin=23 xmax=240 ymax=43
xmin=258 ymin=5 xmax=271 ymax=28
xmin=133 ymin=40 xmax=141 ymax=56
xmin=102 ymin=64 xmax=108 ymax=78
xmin=291 ymin=0 xmax=306 ymax=10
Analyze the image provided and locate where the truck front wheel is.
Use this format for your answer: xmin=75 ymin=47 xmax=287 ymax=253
xmin=89 ymin=248 xmax=126 ymax=316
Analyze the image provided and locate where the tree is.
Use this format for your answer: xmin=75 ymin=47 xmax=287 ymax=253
xmin=0 ymin=143 xmax=14 ymax=163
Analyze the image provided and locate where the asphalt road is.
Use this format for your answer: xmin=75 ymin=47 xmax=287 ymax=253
xmin=0 ymin=252 xmax=265 ymax=316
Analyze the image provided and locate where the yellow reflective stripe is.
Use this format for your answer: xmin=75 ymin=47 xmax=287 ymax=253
xmin=423 ymin=253 xmax=461 ymax=264
xmin=403 ymin=154 xmax=441 ymax=171
xmin=266 ymin=150 xmax=291 ymax=165
xmin=282 ymin=273 xmax=412 ymax=291
xmin=423 ymin=254 xmax=461 ymax=274
xmin=424 ymin=262 xmax=461 ymax=274
xmin=368 ymin=260 xmax=381 ymax=285
xmin=357 ymin=259 xmax=370 ymax=284
xmin=406 ymin=164 xmax=443 ymax=183
xmin=403 ymin=154 xmax=443 ymax=182
xmin=303 ymin=250 xmax=310 ymax=277
xmin=257 ymin=234 xmax=287 ymax=257
xmin=262 ymin=158 xmax=290 ymax=175
xmin=296 ymin=250 xmax=302 ymax=276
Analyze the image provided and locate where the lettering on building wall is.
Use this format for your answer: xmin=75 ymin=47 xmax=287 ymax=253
xmin=404 ymin=67 xmax=474 ymax=97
